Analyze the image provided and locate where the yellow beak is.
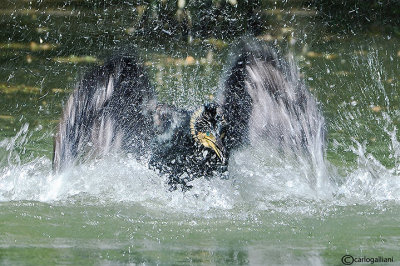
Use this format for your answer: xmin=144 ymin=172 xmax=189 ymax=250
xmin=197 ymin=132 xmax=225 ymax=163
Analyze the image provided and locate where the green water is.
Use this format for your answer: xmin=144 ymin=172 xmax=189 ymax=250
xmin=1 ymin=1 xmax=400 ymax=265
xmin=1 ymin=201 xmax=399 ymax=265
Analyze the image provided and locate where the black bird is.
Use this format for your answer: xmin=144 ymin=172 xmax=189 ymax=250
xmin=149 ymin=102 xmax=227 ymax=190
xmin=53 ymin=39 xmax=325 ymax=190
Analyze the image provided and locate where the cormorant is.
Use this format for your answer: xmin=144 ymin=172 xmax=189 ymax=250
xmin=53 ymin=39 xmax=325 ymax=190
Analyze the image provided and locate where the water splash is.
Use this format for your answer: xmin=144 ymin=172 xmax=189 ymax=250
xmin=1 ymin=48 xmax=400 ymax=214
xmin=324 ymin=47 xmax=400 ymax=204
xmin=0 ymin=123 xmax=30 ymax=167
xmin=1 ymin=123 xmax=399 ymax=213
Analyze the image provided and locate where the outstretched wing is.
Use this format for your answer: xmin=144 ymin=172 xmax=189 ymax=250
xmin=218 ymin=39 xmax=325 ymax=158
xmin=53 ymin=55 xmax=156 ymax=171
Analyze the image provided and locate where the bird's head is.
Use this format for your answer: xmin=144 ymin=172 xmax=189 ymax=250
xmin=190 ymin=103 xmax=226 ymax=164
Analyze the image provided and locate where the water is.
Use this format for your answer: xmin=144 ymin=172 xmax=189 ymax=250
xmin=1 ymin=1 xmax=400 ymax=265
